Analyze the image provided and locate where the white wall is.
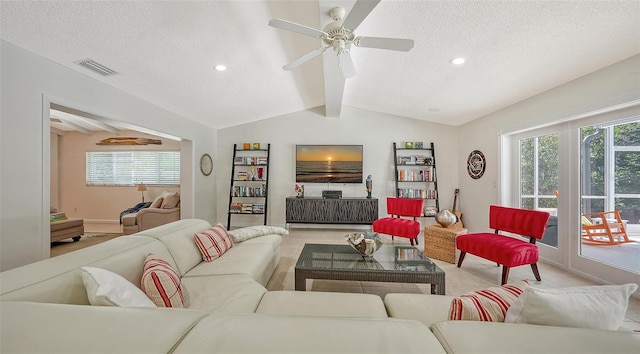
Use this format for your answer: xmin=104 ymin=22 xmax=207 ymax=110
xmin=457 ymin=54 xmax=640 ymax=233
xmin=217 ymin=106 xmax=460 ymax=229
xmin=56 ymin=130 xmax=180 ymax=221
xmin=0 ymin=40 xmax=218 ymax=271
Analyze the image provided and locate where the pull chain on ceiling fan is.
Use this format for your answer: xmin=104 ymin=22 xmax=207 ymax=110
xmin=269 ymin=0 xmax=414 ymax=78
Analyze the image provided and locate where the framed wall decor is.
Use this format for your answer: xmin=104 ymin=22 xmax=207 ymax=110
xmin=200 ymin=153 xmax=213 ymax=176
xmin=467 ymin=150 xmax=486 ymax=179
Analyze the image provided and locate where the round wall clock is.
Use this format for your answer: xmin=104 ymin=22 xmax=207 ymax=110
xmin=467 ymin=150 xmax=486 ymax=179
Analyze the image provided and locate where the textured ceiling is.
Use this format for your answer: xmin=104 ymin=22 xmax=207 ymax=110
xmin=1 ymin=0 xmax=639 ymax=129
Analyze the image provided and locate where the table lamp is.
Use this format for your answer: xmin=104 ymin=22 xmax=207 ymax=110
xmin=137 ymin=183 xmax=147 ymax=202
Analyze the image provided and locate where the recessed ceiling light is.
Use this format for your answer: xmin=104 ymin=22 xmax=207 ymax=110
xmin=450 ymin=57 xmax=466 ymax=65
xmin=214 ymin=64 xmax=227 ymax=71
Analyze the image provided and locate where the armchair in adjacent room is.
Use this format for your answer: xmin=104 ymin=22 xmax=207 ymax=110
xmin=122 ymin=191 xmax=181 ymax=234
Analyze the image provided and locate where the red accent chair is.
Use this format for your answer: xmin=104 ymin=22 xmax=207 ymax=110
xmin=456 ymin=205 xmax=550 ymax=285
xmin=373 ymin=198 xmax=423 ymax=246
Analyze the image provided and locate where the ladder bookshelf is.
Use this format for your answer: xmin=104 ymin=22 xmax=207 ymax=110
xmin=393 ymin=142 xmax=439 ymax=217
xmin=227 ymin=143 xmax=270 ymax=229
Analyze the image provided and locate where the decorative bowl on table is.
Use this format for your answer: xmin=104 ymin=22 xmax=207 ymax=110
xmin=345 ymin=232 xmax=384 ymax=257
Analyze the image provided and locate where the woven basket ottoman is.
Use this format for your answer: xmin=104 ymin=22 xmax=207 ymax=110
xmin=424 ymin=224 xmax=467 ymax=263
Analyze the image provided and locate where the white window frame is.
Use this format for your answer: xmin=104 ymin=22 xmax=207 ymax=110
xmin=519 ymin=134 xmax=559 ymax=212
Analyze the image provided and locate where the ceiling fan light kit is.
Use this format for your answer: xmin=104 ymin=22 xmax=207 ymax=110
xmin=269 ymin=0 xmax=414 ymax=78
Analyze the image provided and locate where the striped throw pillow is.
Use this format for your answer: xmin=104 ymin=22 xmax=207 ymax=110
xmin=194 ymin=223 xmax=234 ymax=262
xmin=141 ymin=254 xmax=185 ymax=308
xmin=448 ymin=280 xmax=529 ymax=322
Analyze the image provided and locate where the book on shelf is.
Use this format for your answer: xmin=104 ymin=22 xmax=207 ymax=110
xmin=397 ymin=155 xmax=433 ymax=166
xmin=241 ymin=203 xmax=253 ymax=213
xmin=234 ymin=156 xmax=267 ymax=165
xmin=397 ymin=188 xmax=437 ymax=199
xmin=397 ymin=167 xmax=434 ymax=182
xmin=232 ymin=185 xmax=266 ymax=197
xmin=236 ymin=171 xmax=248 ymax=181
xmin=229 ymin=202 xmax=242 ymax=213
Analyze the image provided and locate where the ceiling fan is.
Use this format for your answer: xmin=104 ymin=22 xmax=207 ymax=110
xmin=269 ymin=0 xmax=414 ymax=78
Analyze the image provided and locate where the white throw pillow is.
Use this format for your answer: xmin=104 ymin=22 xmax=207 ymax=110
xmin=81 ymin=266 xmax=156 ymax=308
xmin=504 ymin=283 xmax=637 ymax=330
xmin=228 ymin=225 xmax=289 ymax=243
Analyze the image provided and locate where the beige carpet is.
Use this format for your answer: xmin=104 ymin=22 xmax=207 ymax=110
xmin=50 ymin=232 xmax=124 ymax=257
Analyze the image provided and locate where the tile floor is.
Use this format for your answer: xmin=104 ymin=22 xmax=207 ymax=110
xmin=266 ymin=227 xmax=640 ymax=330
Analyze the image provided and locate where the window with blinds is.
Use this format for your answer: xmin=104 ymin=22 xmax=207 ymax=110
xmin=86 ymin=151 xmax=180 ymax=186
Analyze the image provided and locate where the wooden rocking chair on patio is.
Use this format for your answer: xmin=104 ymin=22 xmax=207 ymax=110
xmin=581 ymin=211 xmax=632 ymax=245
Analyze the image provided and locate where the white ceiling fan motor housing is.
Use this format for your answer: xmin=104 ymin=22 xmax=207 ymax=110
xmin=323 ymin=8 xmax=355 ymax=55
xmin=329 ymin=6 xmax=345 ymax=21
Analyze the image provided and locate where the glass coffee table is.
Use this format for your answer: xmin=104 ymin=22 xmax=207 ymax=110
xmin=295 ymin=243 xmax=446 ymax=295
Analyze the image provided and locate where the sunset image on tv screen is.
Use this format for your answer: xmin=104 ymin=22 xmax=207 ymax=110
xmin=296 ymin=145 xmax=363 ymax=183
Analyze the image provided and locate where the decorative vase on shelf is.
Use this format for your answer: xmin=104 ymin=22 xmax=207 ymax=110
xmin=435 ymin=209 xmax=456 ymax=228
xmin=365 ymin=175 xmax=372 ymax=198
xmin=295 ymin=184 xmax=304 ymax=198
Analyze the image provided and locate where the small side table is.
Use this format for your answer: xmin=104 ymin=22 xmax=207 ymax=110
xmin=424 ymin=224 xmax=468 ymax=264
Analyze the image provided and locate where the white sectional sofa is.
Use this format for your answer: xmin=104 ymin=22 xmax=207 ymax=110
xmin=1 ymin=219 xmax=638 ymax=353
xmin=0 ymin=219 xmax=444 ymax=353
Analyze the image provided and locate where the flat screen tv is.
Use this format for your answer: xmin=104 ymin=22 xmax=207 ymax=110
xmin=296 ymin=145 xmax=363 ymax=183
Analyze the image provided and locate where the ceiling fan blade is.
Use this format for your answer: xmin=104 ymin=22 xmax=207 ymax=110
xmin=342 ymin=0 xmax=381 ymax=31
xmin=355 ymin=36 xmax=415 ymax=52
xmin=283 ymin=48 xmax=324 ymax=71
xmin=339 ymin=53 xmax=357 ymax=78
xmin=269 ymin=18 xmax=327 ymax=38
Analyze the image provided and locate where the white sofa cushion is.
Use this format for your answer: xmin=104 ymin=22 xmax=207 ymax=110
xmin=238 ymin=233 xmax=282 ymax=253
xmin=257 ymin=291 xmax=388 ymax=318
xmin=504 ymin=283 xmax=638 ymax=330
xmin=181 ymin=274 xmax=266 ymax=314
xmin=137 ymin=219 xmax=212 ymax=276
xmin=184 ymin=243 xmax=275 ymax=285
xmin=1 ymin=301 xmax=207 ymax=354
xmin=174 ymin=314 xmax=447 ymax=354
xmin=0 ymin=236 xmax=172 ymax=305
xmin=194 ymin=223 xmax=234 ymax=261
xmin=81 ymin=266 xmax=156 ymax=308
xmin=384 ymin=293 xmax=454 ymax=327
xmin=430 ymin=321 xmax=640 ymax=354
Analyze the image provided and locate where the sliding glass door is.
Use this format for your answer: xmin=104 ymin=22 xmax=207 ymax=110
xmin=507 ymin=105 xmax=640 ymax=287
xmin=579 ymin=120 xmax=640 ymax=273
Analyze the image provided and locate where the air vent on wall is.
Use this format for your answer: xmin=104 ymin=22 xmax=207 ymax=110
xmin=75 ymin=58 xmax=118 ymax=76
